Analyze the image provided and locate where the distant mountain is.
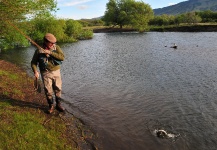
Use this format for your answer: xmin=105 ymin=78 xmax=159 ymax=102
xmin=80 ymin=16 xmax=102 ymax=21
xmin=154 ymin=0 xmax=217 ymax=16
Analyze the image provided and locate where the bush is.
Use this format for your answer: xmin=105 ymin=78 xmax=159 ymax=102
xmin=78 ymin=29 xmax=93 ymax=40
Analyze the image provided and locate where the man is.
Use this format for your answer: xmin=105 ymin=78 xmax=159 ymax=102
xmin=31 ymin=33 xmax=65 ymax=114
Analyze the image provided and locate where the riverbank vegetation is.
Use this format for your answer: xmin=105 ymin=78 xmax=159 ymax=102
xmin=1 ymin=0 xmax=217 ymax=50
xmin=103 ymin=0 xmax=154 ymax=32
xmin=0 ymin=60 xmax=98 ymax=149
xmin=97 ymin=1 xmax=217 ymax=32
xmin=149 ymin=10 xmax=217 ymax=26
xmin=92 ymin=10 xmax=217 ymax=33
xmin=0 ymin=0 xmax=93 ymax=50
xmin=148 ymin=10 xmax=217 ymax=32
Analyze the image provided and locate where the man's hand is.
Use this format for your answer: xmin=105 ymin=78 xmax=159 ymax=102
xmin=34 ymin=71 xmax=40 ymax=79
xmin=44 ymin=50 xmax=52 ymax=55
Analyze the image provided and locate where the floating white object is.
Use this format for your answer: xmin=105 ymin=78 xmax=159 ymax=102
xmin=153 ymin=129 xmax=178 ymax=139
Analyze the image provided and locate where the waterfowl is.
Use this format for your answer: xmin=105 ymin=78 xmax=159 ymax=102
xmin=170 ymin=43 xmax=177 ymax=49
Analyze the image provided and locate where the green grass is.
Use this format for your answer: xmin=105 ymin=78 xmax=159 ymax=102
xmin=0 ymin=59 xmax=97 ymax=150
xmin=0 ymin=69 xmax=25 ymax=98
xmin=0 ymin=62 xmax=77 ymax=150
xmin=0 ymin=70 xmax=18 ymax=80
xmin=0 ymin=100 xmax=74 ymax=150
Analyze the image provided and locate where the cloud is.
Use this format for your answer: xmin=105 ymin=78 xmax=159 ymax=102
xmin=77 ymin=5 xmax=88 ymax=10
xmin=57 ymin=0 xmax=94 ymax=7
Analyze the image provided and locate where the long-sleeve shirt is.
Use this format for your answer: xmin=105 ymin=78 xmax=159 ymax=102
xmin=31 ymin=44 xmax=64 ymax=73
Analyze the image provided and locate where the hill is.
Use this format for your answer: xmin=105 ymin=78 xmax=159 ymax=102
xmin=154 ymin=0 xmax=217 ymax=15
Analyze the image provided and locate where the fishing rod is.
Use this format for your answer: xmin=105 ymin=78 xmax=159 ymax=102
xmin=6 ymin=21 xmax=45 ymax=53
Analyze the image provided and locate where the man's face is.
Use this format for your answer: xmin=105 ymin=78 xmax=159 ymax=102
xmin=45 ymin=41 xmax=54 ymax=49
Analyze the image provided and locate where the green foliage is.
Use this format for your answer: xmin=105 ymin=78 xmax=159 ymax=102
xmin=65 ymin=19 xmax=83 ymax=38
xmin=128 ymin=1 xmax=154 ymax=32
xmin=29 ymin=17 xmax=92 ymax=43
xmin=78 ymin=20 xmax=90 ymax=27
xmin=78 ymin=29 xmax=93 ymax=40
xmin=0 ymin=69 xmax=24 ymax=98
xmin=150 ymin=11 xmax=204 ymax=26
xmin=197 ymin=10 xmax=217 ymax=22
xmin=0 ymin=0 xmax=56 ymax=49
xmin=183 ymin=12 xmax=202 ymax=24
xmin=103 ymin=0 xmax=153 ymax=32
xmin=29 ymin=17 xmax=70 ymax=43
xmin=103 ymin=0 xmax=119 ymax=26
xmin=78 ymin=19 xmax=104 ymax=27
xmin=0 ymin=0 xmax=57 ymax=21
xmin=29 ymin=18 xmax=92 ymax=43
xmin=0 ymin=0 xmax=93 ymax=50
xmin=0 ymin=17 xmax=93 ymax=49
xmin=151 ymin=10 xmax=217 ymax=27
xmin=0 ymin=21 xmax=30 ymax=49
xmin=91 ymin=19 xmax=104 ymax=26
xmin=149 ymin=15 xmax=176 ymax=26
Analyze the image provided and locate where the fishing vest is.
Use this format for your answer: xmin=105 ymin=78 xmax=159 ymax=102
xmin=38 ymin=53 xmax=48 ymax=71
xmin=38 ymin=46 xmax=62 ymax=71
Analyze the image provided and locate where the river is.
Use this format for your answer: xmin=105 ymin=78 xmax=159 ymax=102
xmin=1 ymin=32 xmax=217 ymax=150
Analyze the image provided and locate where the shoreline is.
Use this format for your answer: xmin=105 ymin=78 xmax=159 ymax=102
xmin=93 ymin=24 xmax=217 ymax=33
xmin=150 ymin=24 xmax=217 ymax=32
xmin=0 ymin=60 xmax=99 ymax=150
xmin=93 ymin=27 xmax=137 ymax=33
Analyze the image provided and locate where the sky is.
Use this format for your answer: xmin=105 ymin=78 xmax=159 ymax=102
xmin=55 ymin=0 xmax=187 ymax=20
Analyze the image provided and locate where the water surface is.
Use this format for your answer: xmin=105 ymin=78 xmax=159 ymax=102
xmin=1 ymin=32 xmax=217 ymax=150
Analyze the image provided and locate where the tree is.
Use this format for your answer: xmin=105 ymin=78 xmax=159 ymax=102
xmin=103 ymin=0 xmax=119 ymax=26
xmin=0 ymin=0 xmax=57 ymax=22
xmin=0 ymin=0 xmax=57 ymax=49
xmin=149 ymin=15 xmax=176 ymax=26
xmin=103 ymin=0 xmax=154 ymax=32
xmin=29 ymin=17 xmax=69 ymax=43
xmin=184 ymin=12 xmax=202 ymax=24
xmin=65 ymin=19 xmax=82 ymax=38
xmin=197 ymin=10 xmax=217 ymax=22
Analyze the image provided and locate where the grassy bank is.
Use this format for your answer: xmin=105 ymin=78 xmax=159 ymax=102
xmin=0 ymin=60 xmax=98 ymax=150
xmin=149 ymin=23 xmax=217 ymax=32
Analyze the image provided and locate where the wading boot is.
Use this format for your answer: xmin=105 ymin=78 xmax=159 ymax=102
xmin=47 ymin=98 xmax=54 ymax=114
xmin=48 ymin=104 xmax=55 ymax=114
xmin=56 ymin=97 xmax=65 ymax=112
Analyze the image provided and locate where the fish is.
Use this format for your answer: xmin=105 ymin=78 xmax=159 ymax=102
xmin=34 ymin=77 xmax=42 ymax=93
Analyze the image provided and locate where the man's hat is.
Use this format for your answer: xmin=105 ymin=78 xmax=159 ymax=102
xmin=44 ymin=33 xmax=56 ymax=43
